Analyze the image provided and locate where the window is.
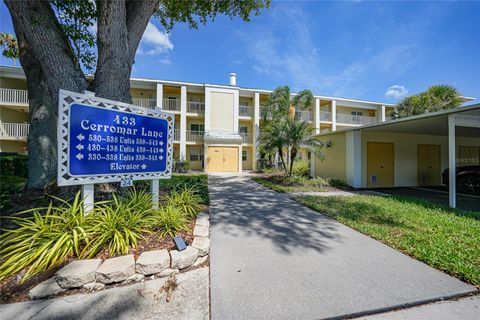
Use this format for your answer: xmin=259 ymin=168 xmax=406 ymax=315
xmin=351 ymin=111 xmax=363 ymax=116
xmin=190 ymin=148 xmax=204 ymax=162
xmin=239 ymin=126 xmax=248 ymax=134
xmin=190 ymin=124 xmax=204 ymax=132
xmin=242 ymin=150 xmax=248 ymax=161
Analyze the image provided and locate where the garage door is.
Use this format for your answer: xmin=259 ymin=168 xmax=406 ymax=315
xmin=367 ymin=142 xmax=394 ymax=188
xmin=207 ymin=147 xmax=239 ymax=172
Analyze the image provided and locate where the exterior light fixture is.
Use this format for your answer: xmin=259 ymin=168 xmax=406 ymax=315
xmin=173 ymin=236 xmax=187 ymax=251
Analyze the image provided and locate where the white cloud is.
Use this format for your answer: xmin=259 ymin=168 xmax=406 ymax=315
xmin=385 ymin=85 xmax=408 ymax=99
xmin=138 ymin=22 xmax=173 ymax=56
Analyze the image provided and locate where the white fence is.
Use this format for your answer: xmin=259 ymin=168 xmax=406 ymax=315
xmin=0 ymin=123 xmax=29 ymax=139
xmin=0 ymin=88 xmax=29 ymax=105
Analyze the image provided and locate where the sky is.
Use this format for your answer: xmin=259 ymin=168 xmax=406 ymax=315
xmin=1 ymin=1 xmax=479 ymax=103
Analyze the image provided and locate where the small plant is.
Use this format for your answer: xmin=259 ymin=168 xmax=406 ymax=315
xmin=163 ymin=185 xmax=201 ymax=219
xmin=0 ymin=192 xmax=93 ymax=282
xmin=84 ymin=194 xmax=150 ymax=256
xmin=152 ymin=205 xmax=189 ymax=238
xmin=292 ymin=160 xmax=310 ymax=177
xmin=124 ymin=187 xmax=153 ymax=214
xmin=173 ymin=157 xmax=190 ymax=173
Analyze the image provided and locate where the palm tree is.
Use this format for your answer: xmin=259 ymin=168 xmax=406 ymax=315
xmin=258 ymin=88 xmax=323 ymax=176
xmin=396 ymin=84 xmax=462 ymax=118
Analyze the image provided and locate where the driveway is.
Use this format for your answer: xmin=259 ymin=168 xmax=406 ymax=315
xmin=369 ymin=187 xmax=480 ymax=211
xmin=209 ymin=174 xmax=477 ymax=320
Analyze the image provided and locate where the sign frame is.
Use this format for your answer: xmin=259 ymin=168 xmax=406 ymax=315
xmin=57 ymin=89 xmax=174 ymax=186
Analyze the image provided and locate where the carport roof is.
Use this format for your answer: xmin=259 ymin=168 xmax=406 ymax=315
xmin=318 ymin=103 xmax=480 ymax=138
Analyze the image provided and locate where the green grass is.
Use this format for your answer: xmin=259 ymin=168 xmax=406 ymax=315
xmin=159 ymin=174 xmax=209 ymax=204
xmin=252 ymin=175 xmax=346 ymax=193
xmin=296 ymin=195 xmax=480 ymax=286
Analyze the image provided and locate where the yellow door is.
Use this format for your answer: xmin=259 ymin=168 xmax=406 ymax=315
xmin=417 ymin=144 xmax=441 ymax=186
xmin=367 ymin=142 xmax=394 ymax=188
xmin=207 ymin=147 xmax=224 ymax=172
xmin=207 ymin=147 xmax=239 ymax=172
xmin=222 ymin=147 xmax=239 ymax=172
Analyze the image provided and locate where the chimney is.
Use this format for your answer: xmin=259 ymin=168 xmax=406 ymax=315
xmin=229 ymin=72 xmax=237 ymax=86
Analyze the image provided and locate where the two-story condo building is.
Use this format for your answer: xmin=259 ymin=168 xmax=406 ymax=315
xmin=1 ymin=65 xmax=396 ymax=173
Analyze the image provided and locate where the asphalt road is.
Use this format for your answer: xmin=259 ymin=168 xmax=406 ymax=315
xmin=209 ymin=174 xmax=477 ymax=320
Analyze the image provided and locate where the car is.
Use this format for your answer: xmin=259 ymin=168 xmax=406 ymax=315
xmin=442 ymin=165 xmax=480 ymax=195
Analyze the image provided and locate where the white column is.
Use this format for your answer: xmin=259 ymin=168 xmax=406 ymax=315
xmin=346 ymin=130 xmax=362 ymax=188
xmin=253 ymin=92 xmax=260 ymax=170
xmin=315 ymin=98 xmax=320 ymax=134
xmin=180 ymin=86 xmax=187 ymax=159
xmin=448 ymin=114 xmax=456 ymax=208
xmin=332 ymin=100 xmax=337 ymax=131
xmin=151 ymin=180 xmax=159 ymax=209
xmin=156 ymin=83 xmax=163 ymax=110
xmin=82 ymin=184 xmax=94 ymax=214
xmin=380 ymin=105 xmax=386 ymax=122
xmin=233 ymin=90 xmax=239 ymax=133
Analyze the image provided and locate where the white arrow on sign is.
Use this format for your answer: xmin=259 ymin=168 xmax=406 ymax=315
xmin=141 ymin=164 xmax=147 ymax=169
xmin=76 ymin=143 xmax=84 ymax=151
xmin=159 ymin=141 xmax=164 ymax=146
xmin=160 ymin=148 xmax=164 ymax=153
xmin=77 ymin=133 xmax=85 ymax=141
xmin=159 ymin=155 xmax=164 ymax=160
xmin=76 ymin=153 xmax=84 ymax=160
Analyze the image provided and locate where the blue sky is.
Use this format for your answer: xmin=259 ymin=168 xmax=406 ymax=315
xmin=1 ymin=1 xmax=479 ymax=103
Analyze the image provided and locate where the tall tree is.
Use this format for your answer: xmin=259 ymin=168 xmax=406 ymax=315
xmin=4 ymin=0 xmax=270 ymax=189
xmin=395 ymin=84 xmax=462 ymax=118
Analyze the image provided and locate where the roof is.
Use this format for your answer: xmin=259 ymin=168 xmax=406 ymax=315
xmin=317 ymin=103 xmax=480 ymax=138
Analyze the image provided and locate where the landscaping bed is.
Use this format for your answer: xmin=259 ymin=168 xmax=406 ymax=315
xmin=295 ymin=195 xmax=480 ymax=286
xmin=252 ymin=174 xmax=348 ymax=193
xmin=0 ymin=174 xmax=210 ymax=303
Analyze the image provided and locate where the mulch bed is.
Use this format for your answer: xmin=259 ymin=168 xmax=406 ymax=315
xmin=0 ymin=218 xmax=199 ymax=304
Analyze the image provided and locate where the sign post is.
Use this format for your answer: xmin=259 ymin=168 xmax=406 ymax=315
xmin=57 ymin=90 xmax=173 ymax=212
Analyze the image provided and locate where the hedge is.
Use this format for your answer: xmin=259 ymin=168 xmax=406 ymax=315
xmin=0 ymin=154 xmax=28 ymax=178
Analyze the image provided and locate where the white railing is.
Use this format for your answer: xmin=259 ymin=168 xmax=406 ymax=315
xmin=0 ymin=88 xmax=29 ymax=105
xmin=239 ymin=105 xmax=253 ymax=117
xmin=240 ymin=132 xmax=253 ymax=144
xmin=132 ymin=98 xmax=156 ymax=109
xmin=0 ymin=123 xmax=29 ymax=139
xmin=162 ymin=98 xmax=181 ymax=111
xmin=336 ymin=113 xmax=377 ymax=125
xmin=174 ymin=129 xmax=180 ymax=141
xmin=320 ymin=111 xmax=331 ymax=121
xmin=187 ymin=101 xmax=205 ymax=114
xmin=295 ymin=110 xmax=312 ymax=122
xmin=186 ymin=130 xmax=204 ymax=143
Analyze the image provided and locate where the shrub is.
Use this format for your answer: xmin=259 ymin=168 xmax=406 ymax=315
xmin=123 ymin=187 xmax=153 ymax=214
xmin=84 ymin=194 xmax=151 ymax=257
xmin=0 ymin=175 xmax=26 ymax=211
xmin=0 ymin=154 xmax=28 ymax=177
xmin=0 ymin=192 xmax=93 ymax=282
xmin=292 ymin=160 xmax=310 ymax=177
xmin=163 ymin=185 xmax=201 ymax=219
xmin=173 ymin=157 xmax=190 ymax=173
xmin=152 ymin=205 xmax=189 ymax=237
xmin=160 ymin=174 xmax=209 ymax=204
xmin=328 ymin=178 xmax=347 ymax=188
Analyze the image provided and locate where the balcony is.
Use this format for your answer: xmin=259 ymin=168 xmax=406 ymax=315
xmin=0 ymin=88 xmax=28 ymax=106
xmin=132 ymin=98 xmax=156 ymax=109
xmin=320 ymin=111 xmax=331 ymax=121
xmin=295 ymin=110 xmax=312 ymax=122
xmin=162 ymin=98 xmax=181 ymax=112
xmin=0 ymin=123 xmax=29 ymax=140
xmin=336 ymin=113 xmax=377 ymax=125
xmin=239 ymin=105 xmax=253 ymax=117
xmin=186 ymin=130 xmax=204 ymax=143
xmin=187 ymin=101 xmax=205 ymax=114
xmin=240 ymin=132 xmax=253 ymax=144
xmin=173 ymin=129 xmax=180 ymax=141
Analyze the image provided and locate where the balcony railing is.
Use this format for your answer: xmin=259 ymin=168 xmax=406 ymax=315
xmin=187 ymin=101 xmax=205 ymax=114
xmin=186 ymin=130 xmax=204 ymax=143
xmin=320 ymin=111 xmax=331 ymax=121
xmin=132 ymin=98 xmax=156 ymax=109
xmin=0 ymin=88 xmax=29 ymax=106
xmin=240 ymin=132 xmax=253 ymax=144
xmin=162 ymin=98 xmax=181 ymax=112
xmin=173 ymin=129 xmax=180 ymax=141
xmin=0 ymin=123 xmax=29 ymax=139
xmin=239 ymin=105 xmax=253 ymax=117
xmin=295 ymin=110 xmax=312 ymax=122
xmin=336 ymin=113 xmax=377 ymax=125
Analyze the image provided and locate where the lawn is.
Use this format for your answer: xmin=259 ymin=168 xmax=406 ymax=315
xmin=252 ymin=175 xmax=346 ymax=193
xmin=296 ymin=195 xmax=480 ymax=286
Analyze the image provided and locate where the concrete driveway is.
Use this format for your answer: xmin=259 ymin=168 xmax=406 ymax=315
xmin=209 ymin=174 xmax=477 ymax=320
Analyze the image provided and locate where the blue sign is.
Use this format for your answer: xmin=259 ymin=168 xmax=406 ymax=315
xmin=68 ymin=103 xmax=169 ymax=176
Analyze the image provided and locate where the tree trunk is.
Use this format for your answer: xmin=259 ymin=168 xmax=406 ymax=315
xmin=289 ymin=148 xmax=297 ymax=176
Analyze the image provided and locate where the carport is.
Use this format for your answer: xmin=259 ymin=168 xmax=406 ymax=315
xmin=314 ymin=104 xmax=480 ymax=208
